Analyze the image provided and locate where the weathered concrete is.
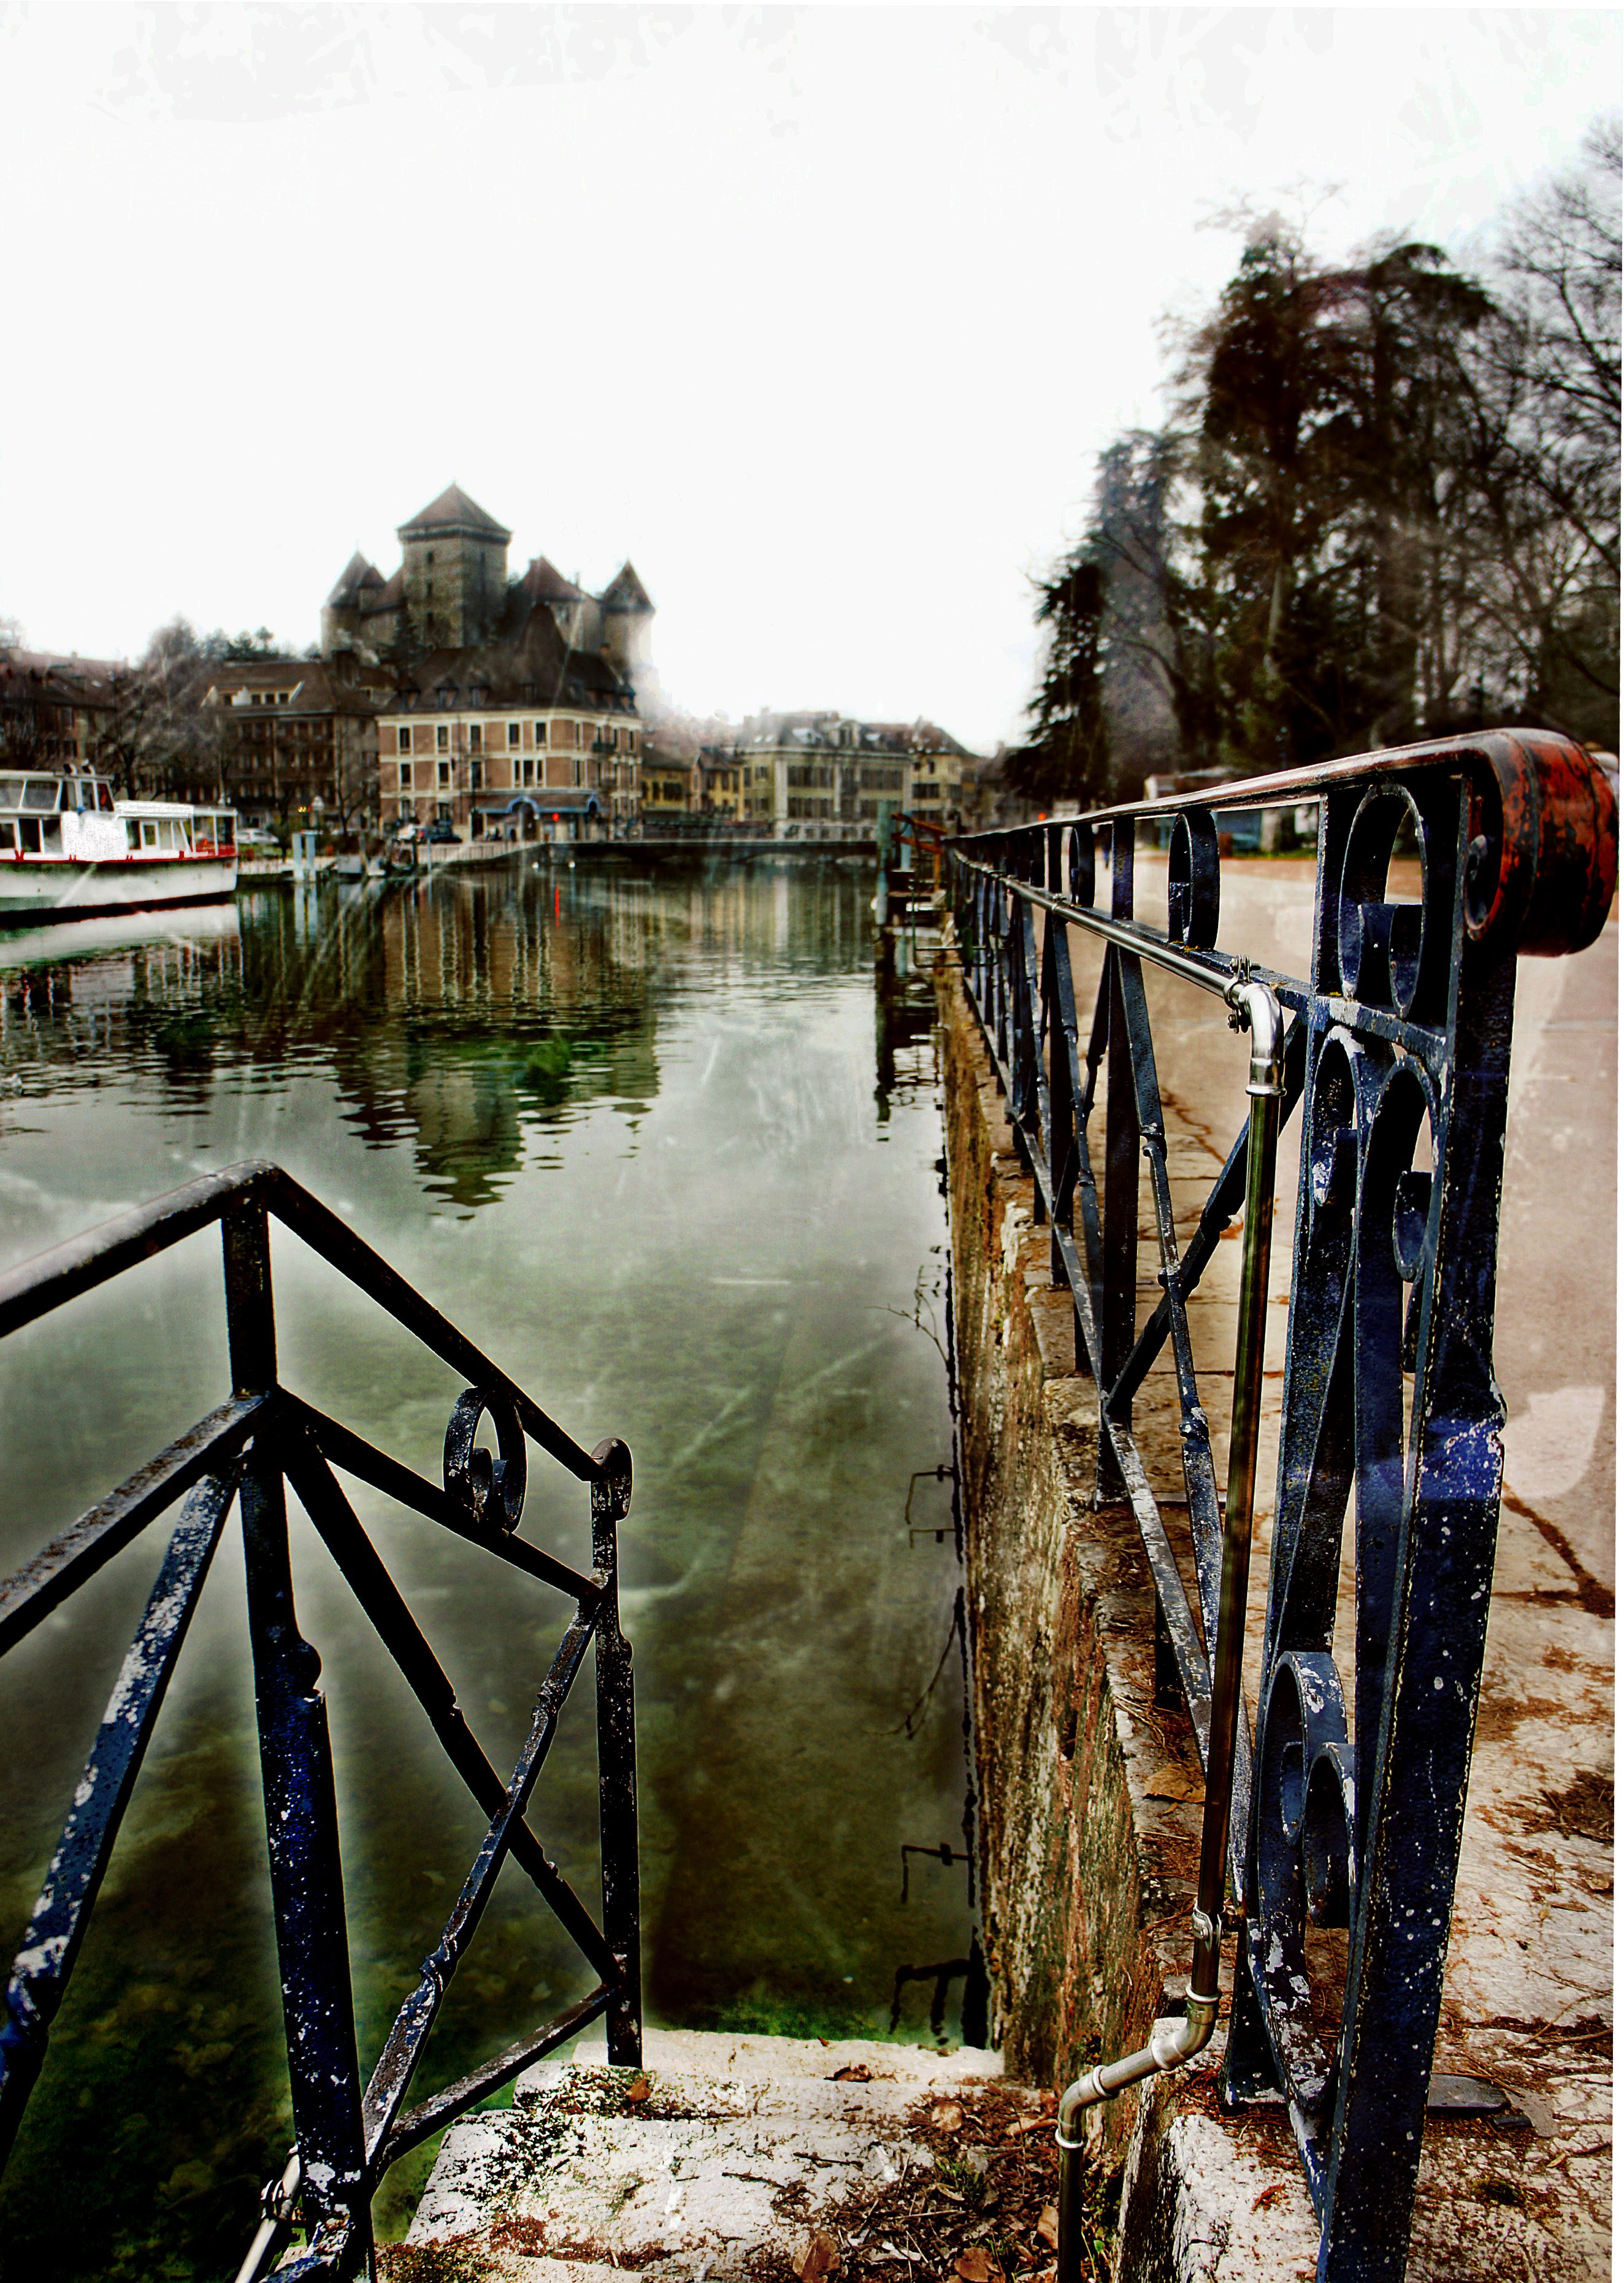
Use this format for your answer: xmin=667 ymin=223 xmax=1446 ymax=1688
xmin=386 ymin=2030 xmax=1037 ymax=2279
xmin=938 ymin=859 xmax=1614 ymax=2280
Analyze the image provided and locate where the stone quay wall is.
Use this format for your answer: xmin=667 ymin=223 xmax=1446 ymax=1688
xmin=936 ymin=954 xmax=1201 ymax=2177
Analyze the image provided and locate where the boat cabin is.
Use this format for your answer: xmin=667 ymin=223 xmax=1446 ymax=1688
xmin=0 ymin=778 xmax=237 ymax=862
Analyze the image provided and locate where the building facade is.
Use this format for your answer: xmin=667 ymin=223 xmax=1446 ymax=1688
xmin=0 ymin=652 xmax=122 ymax=772
xmin=632 ymin=713 xmax=982 ymax=836
xmin=199 ymin=659 xmax=386 ymax=835
xmin=730 ymin=714 xmax=978 ymax=836
xmin=376 ymin=607 xmax=641 ymax=840
xmin=638 ymin=745 xmax=703 ymax=824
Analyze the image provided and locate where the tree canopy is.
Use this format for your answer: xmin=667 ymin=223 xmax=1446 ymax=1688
xmin=1019 ymin=118 xmax=1620 ymax=801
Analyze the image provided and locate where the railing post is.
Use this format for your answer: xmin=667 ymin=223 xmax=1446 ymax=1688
xmin=224 ymin=1197 xmax=370 ymax=2273
xmin=590 ymin=1438 xmax=642 ymax=2068
xmin=1098 ymin=819 xmax=1138 ymax=1492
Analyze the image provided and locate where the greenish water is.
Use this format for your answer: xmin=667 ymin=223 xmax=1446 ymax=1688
xmin=0 ymin=859 xmax=967 ymax=2280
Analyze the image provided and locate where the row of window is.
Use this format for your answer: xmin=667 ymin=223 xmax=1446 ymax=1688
xmin=392 ymin=720 xmax=637 ymax=758
xmin=395 ymin=758 xmax=591 ymax=793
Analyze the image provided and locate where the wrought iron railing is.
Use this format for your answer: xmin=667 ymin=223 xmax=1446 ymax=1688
xmin=0 ymin=1162 xmax=641 ymax=2280
xmin=948 ymin=729 xmax=1616 ymax=2281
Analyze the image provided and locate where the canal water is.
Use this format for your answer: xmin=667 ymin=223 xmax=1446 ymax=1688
xmin=0 ymin=859 xmax=968 ymax=2281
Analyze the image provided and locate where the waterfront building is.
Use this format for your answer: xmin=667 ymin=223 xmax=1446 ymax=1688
xmin=699 ymin=748 xmax=746 ymax=821
xmin=199 ymin=657 xmax=387 ymax=836
xmin=376 ymin=604 xmax=641 ymax=840
xmin=0 ymin=651 xmax=123 ymax=771
xmin=638 ymin=743 xmax=702 ymax=824
xmin=727 ymin=714 xmax=907 ymax=836
xmin=601 ymin=710 xmax=989 ymax=838
xmin=873 ymin=720 xmax=976 ymax=831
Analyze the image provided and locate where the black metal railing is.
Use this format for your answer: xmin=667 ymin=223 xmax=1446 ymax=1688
xmin=949 ymin=729 xmax=1616 ymax=2282
xmin=0 ymin=1162 xmax=641 ymax=2281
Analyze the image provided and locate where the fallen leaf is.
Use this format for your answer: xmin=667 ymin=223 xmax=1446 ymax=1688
xmin=832 ymin=2063 xmax=873 ymax=2082
xmin=930 ymin=2099 xmax=965 ymax=2131
xmin=1004 ymin=2117 xmax=1054 ymax=2138
xmin=1252 ymin=2184 xmax=1287 ymax=2211
xmin=624 ymin=2075 xmax=651 ymax=2106
xmin=798 ymin=2231 xmax=842 ymax=2283
xmin=956 ymin=2252 xmax=994 ymax=2283
xmin=1035 ymin=2206 xmax=1059 ymax=2250
xmin=1143 ymin=1761 xmax=1203 ymax=1801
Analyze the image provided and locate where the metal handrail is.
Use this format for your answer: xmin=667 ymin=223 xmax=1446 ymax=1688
xmin=949 ymin=727 xmax=1616 ymax=2283
xmin=0 ymin=1161 xmax=642 ymax=2281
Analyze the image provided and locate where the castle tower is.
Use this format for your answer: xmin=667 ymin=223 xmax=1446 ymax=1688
xmin=397 ymin=485 xmax=511 ymax=649
xmin=599 ymin=561 xmax=656 ymax=678
xmin=322 ymin=550 xmax=386 ymax=656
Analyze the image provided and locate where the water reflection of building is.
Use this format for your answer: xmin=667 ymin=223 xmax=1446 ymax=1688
xmin=0 ymin=865 xmax=884 ymax=1214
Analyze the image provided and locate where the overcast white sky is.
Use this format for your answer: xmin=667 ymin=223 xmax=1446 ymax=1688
xmin=1 ymin=4 xmax=1615 ymax=748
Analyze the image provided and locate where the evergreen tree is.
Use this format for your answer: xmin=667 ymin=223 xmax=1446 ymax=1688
xmin=1008 ymin=556 xmax=1109 ymax=808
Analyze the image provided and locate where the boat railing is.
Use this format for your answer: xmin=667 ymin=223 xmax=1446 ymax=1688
xmin=0 ymin=1160 xmax=640 ymax=2280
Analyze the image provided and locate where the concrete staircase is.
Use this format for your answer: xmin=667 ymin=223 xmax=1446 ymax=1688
xmin=381 ymin=2030 xmax=1048 ymax=2281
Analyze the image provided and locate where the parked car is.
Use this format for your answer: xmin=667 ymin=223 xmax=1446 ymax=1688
xmin=424 ymin=821 xmax=459 ymax=845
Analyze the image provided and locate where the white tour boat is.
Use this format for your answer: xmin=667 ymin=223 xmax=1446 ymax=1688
xmin=0 ymin=772 xmax=239 ymax=926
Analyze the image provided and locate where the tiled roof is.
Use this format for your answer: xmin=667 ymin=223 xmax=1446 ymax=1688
xmin=205 ymin=659 xmax=386 ymax=717
xmin=397 ymin=483 xmax=511 ymax=542
xmin=521 ymin=556 xmax=588 ymax=604
xmin=599 ymin=561 xmax=653 ymax=612
xmin=382 ymin=606 xmax=637 ymax=716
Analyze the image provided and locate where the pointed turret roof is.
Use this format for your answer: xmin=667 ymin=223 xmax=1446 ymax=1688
xmin=326 ymin=551 xmax=384 ymax=608
xmin=600 ymin=561 xmax=653 ymax=612
xmin=398 ymin=483 xmax=511 ymax=542
xmin=521 ymin=554 xmax=588 ymax=604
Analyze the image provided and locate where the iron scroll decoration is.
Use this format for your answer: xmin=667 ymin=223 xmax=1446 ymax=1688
xmin=948 ymin=730 xmax=1617 ymax=2283
xmin=444 ymin=1387 xmax=529 ymax=1530
xmin=1166 ymin=807 xmax=1220 ymax=948
xmin=1229 ymin=737 xmax=1614 ymax=2267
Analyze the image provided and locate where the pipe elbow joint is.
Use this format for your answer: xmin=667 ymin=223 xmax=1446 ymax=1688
xmin=1226 ymin=978 xmax=1284 ymax=1097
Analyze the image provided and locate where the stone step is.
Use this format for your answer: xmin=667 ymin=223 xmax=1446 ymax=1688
xmin=385 ymin=2030 xmax=1051 ymax=2281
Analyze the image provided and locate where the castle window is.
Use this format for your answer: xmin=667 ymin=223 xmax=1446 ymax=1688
xmin=398 ymin=762 xmax=412 ymax=791
xmin=469 ymin=724 xmax=483 ymax=753
xmin=508 ymin=721 xmax=520 ymax=748
xmin=426 ymin=551 xmax=435 ymax=565
xmin=396 ymin=727 xmax=410 ymax=754
xmin=435 ymin=725 xmax=449 ymax=753
xmin=437 ymin=760 xmax=451 ymax=790
xmin=534 ymin=721 xmax=545 ymax=747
